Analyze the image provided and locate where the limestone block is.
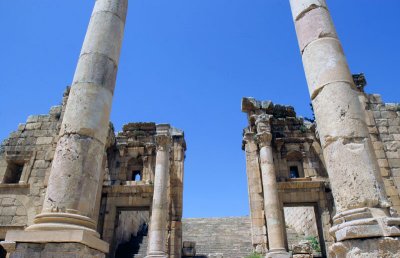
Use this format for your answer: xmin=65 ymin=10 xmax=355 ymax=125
xmin=312 ymin=82 xmax=369 ymax=148
xmin=389 ymin=159 xmax=400 ymax=168
xmin=323 ymin=138 xmax=384 ymax=211
xmin=25 ymin=123 xmax=42 ymax=130
xmin=303 ymin=38 xmax=354 ymax=99
xmin=36 ymin=137 xmax=53 ymax=145
xmin=294 ymin=7 xmax=337 ymax=52
xmin=329 ymin=237 xmax=400 ymax=258
xmin=42 ymin=134 xmax=104 ymax=218
xmin=9 ymin=242 xmax=106 ymax=258
xmin=289 ymin=0 xmax=327 ymax=21
xmin=60 ymin=83 xmax=113 ymax=144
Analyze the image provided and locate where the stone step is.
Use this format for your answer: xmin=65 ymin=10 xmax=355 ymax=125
xmin=183 ymin=217 xmax=254 ymax=257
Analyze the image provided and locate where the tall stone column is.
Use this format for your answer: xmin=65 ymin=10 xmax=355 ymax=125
xmin=243 ymin=131 xmax=268 ymax=254
xmin=146 ymin=129 xmax=171 ymax=258
xmin=3 ymin=0 xmax=128 ymax=255
xmin=256 ymin=115 xmax=289 ymax=258
xmin=289 ymin=0 xmax=400 ymax=255
xmin=27 ymin=0 xmax=128 ymax=234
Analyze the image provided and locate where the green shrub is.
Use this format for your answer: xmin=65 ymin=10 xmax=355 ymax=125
xmin=306 ymin=236 xmax=321 ymax=252
xmin=245 ymin=253 xmax=263 ymax=258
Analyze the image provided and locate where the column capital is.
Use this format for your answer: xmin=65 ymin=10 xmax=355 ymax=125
xmin=255 ymin=114 xmax=273 ymax=134
xmin=243 ymin=131 xmax=256 ymax=144
xmin=256 ymin=132 xmax=273 ymax=148
xmin=156 ymin=135 xmax=171 ymax=151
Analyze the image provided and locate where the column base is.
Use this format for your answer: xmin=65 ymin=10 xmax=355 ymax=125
xmin=145 ymin=251 xmax=168 ymax=258
xmin=266 ymin=249 xmax=290 ymax=258
xmin=3 ymin=229 xmax=109 ymax=253
xmin=330 ymin=207 xmax=400 ymax=241
xmin=3 ymin=242 xmax=106 ymax=258
xmin=329 ymin=237 xmax=400 ymax=257
xmin=26 ymin=212 xmax=99 ymax=237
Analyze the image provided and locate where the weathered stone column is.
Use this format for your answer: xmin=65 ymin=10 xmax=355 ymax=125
xmin=146 ymin=127 xmax=171 ymax=258
xmin=243 ymin=131 xmax=268 ymax=254
xmin=169 ymin=131 xmax=186 ymax=258
xmin=256 ymin=115 xmax=289 ymax=258
xmin=3 ymin=0 xmax=128 ymax=255
xmin=25 ymin=0 xmax=128 ymax=235
xmin=289 ymin=0 xmax=400 ymax=255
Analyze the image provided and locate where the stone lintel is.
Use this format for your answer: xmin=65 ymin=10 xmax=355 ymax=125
xmin=5 ymin=229 xmax=109 ymax=253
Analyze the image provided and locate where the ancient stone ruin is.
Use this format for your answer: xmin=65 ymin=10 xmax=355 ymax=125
xmin=0 ymin=0 xmax=400 ymax=257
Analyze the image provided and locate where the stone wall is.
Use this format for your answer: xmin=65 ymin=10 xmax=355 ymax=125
xmin=362 ymin=94 xmax=400 ymax=213
xmin=284 ymin=207 xmax=318 ymax=237
xmin=0 ymin=89 xmax=67 ymax=237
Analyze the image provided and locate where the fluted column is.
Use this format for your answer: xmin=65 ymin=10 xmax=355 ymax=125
xmin=256 ymin=115 xmax=289 ymax=258
xmin=146 ymin=133 xmax=171 ymax=258
xmin=289 ymin=0 xmax=400 ymax=255
xmin=243 ymin=131 xmax=268 ymax=254
xmin=27 ymin=0 xmax=128 ymax=234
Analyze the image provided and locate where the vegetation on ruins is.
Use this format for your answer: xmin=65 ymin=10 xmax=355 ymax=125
xmin=245 ymin=253 xmax=263 ymax=258
xmin=305 ymin=236 xmax=321 ymax=253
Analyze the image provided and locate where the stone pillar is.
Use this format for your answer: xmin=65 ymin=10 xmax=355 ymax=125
xmin=3 ymin=0 xmax=128 ymax=254
xmin=169 ymin=133 xmax=185 ymax=258
xmin=289 ymin=0 xmax=400 ymax=255
xmin=256 ymin=115 xmax=289 ymax=258
xmin=146 ymin=130 xmax=171 ymax=258
xmin=243 ymin=131 xmax=268 ymax=254
xmin=28 ymin=0 xmax=128 ymax=234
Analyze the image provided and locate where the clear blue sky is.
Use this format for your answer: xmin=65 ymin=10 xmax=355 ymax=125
xmin=0 ymin=1 xmax=399 ymax=218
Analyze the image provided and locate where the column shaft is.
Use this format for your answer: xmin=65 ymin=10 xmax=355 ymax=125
xmin=27 ymin=0 xmax=128 ymax=234
xmin=258 ymin=138 xmax=287 ymax=256
xmin=289 ymin=0 xmax=400 ymax=254
xmin=244 ymin=132 xmax=268 ymax=254
xmin=146 ymin=134 xmax=171 ymax=258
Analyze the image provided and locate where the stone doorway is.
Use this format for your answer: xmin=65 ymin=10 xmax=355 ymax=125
xmin=283 ymin=204 xmax=326 ymax=258
xmin=112 ymin=208 xmax=150 ymax=258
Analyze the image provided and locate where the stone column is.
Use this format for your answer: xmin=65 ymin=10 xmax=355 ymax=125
xmin=146 ymin=132 xmax=171 ymax=258
xmin=243 ymin=131 xmax=268 ymax=254
xmin=169 ymin=133 xmax=185 ymax=258
xmin=289 ymin=0 xmax=400 ymax=255
xmin=25 ymin=0 xmax=128 ymax=235
xmin=3 ymin=0 xmax=128 ymax=255
xmin=256 ymin=115 xmax=289 ymax=258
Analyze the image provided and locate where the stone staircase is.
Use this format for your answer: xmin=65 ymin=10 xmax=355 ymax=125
xmin=114 ymin=235 xmax=148 ymax=258
xmin=182 ymin=217 xmax=253 ymax=258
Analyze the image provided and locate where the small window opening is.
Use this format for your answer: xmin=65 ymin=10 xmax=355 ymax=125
xmin=289 ymin=166 xmax=299 ymax=179
xmin=3 ymin=161 xmax=24 ymax=184
xmin=133 ymin=170 xmax=141 ymax=181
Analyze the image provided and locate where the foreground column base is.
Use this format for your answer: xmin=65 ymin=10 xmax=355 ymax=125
xmin=25 ymin=212 xmax=99 ymax=237
xmin=2 ymin=229 xmax=109 ymax=253
xmin=330 ymin=208 xmax=400 ymax=241
xmin=3 ymin=242 xmax=105 ymax=258
xmin=145 ymin=251 xmax=168 ymax=258
xmin=329 ymin=237 xmax=400 ymax=257
xmin=266 ymin=249 xmax=290 ymax=258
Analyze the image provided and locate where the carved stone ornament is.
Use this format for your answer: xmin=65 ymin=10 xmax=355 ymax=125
xmin=156 ymin=135 xmax=171 ymax=151
xmin=255 ymin=114 xmax=273 ymax=134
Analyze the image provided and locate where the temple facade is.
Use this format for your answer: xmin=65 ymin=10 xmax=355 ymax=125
xmin=242 ymin=87 xmax=400 ymax=257
xmin=0 ymin=88 xmax=186 ymax=258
